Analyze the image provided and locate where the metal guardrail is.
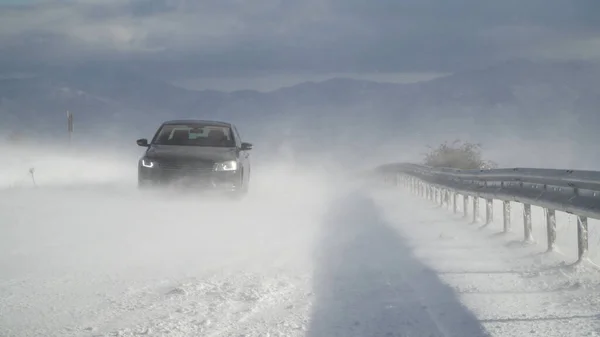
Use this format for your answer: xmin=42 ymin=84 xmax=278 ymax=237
xmin=374 ymin=163 xmax=600 ymax=263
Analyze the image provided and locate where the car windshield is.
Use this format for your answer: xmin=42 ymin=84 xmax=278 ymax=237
xmin=152 ymin=123 xmax=235 ymax=147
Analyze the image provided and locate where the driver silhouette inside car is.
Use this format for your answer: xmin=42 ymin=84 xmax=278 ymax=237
xmin=206 ymin=129 xmax=231 ymax=147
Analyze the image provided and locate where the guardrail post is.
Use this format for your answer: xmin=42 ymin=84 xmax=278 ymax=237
xmin=440 ymin=189 xmax=444 ymax=205
xmin=441 ymin=189 xmax=447 ymax=207
xmin=485 ymin=199 xmax=493 ymax=225
xmin=440 ymin=188 xmax=448 ymax=206
xmin=503 ymin=201 xmax=511 ymax=232
xmin=545 ymin=208 xmax=556 ymax=252
xmin=523 ymin=204 xmax=533 ymax=243
xmin=463 ymin=195 xmax=468 ymax=218
xmin=577 ymin=215 xmax=589 ymax=262
xmin=440 ymin=188 xmax=450 ymax=206
xmin=452 ymin=192 xmax=458 ymax=214
xmin=472 ymin=197 xmax=479 ymax=224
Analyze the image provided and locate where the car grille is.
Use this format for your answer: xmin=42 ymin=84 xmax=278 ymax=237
xmin=158 ymin=159 xmax=215 ymax=173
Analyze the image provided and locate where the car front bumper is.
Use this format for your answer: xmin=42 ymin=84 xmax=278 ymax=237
xmin=138 ymin=166 xmax=241 ymax=192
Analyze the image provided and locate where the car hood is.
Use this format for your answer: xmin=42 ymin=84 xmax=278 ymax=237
xmin=145 ymin=145 xmax=237 ymax=162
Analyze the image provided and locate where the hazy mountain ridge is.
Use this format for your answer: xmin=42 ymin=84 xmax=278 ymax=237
xmin=1 ymin=59 xmax=599 ymax=143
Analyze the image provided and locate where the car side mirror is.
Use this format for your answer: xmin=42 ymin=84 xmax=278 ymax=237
xmin=240 ymin=142 xmax=253 ymax=150
xmin=137 ymin=138 xmax=149 ymax=147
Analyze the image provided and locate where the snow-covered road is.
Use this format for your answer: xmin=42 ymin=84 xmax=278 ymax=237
xmin=373 ymin=190 xmax=600 ymax=337
xmin=1 ymin=157 xmax=600 ymax=336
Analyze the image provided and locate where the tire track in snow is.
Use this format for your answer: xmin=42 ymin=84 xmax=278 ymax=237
xmin=307 ymin=190 xmax=490 ymax=337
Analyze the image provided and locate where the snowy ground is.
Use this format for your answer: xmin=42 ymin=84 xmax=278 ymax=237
xmin=1 ymin=146 xmax=600 ymax=337
xmin=373 ymin=189 xmax=600 ymax=337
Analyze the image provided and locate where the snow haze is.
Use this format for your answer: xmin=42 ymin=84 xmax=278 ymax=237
xmin=2 ymin=138 xmax=600 ymax=336
xmin=2 ymin=0 xmax=600 ymax=336
xmin=0 ymin=141 xmax=336 ymax=335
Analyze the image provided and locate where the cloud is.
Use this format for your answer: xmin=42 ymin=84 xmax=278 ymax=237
xmin=517 ymin=32 xmax=600 ymax=62
xmin=0 ymin=0 xmax=599 ymax=78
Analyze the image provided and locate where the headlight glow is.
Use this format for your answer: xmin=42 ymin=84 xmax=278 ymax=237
xmin=214 ymin=160 xmax=238 ymax=171
xmin=141 ymin=158 xmax=155 ymax=168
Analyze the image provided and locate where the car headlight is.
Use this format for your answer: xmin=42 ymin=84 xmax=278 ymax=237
xmin=141 ymin=158 xmax=155 ymax=168
xmin=214 ymin=160 xmax=238 ymax=171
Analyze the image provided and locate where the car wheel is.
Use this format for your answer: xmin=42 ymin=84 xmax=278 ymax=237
xmin=227 ymin=173 xmax=247 ymax=200
xmin=241 ymin=176 xmax=249 ymax=194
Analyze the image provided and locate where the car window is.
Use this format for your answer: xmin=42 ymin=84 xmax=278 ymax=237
xmin=153 ymin=124 xmax=235 ymax=147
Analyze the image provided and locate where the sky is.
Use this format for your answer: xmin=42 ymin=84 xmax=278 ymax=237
xmin=0 ymin=0 xmax=599 ymax=90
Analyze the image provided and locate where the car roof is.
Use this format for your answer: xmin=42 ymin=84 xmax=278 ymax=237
xmin=161 ymin=119 xmax=233 ymax=127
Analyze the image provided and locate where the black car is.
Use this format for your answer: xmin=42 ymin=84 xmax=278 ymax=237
xmin=136 ymin=119 xmax=252 ymax=196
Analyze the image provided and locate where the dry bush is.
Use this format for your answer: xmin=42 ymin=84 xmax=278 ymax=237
xmin=423 ymin=139 xmax=497 ymax=170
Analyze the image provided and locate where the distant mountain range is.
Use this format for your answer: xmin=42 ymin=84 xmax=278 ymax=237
xmin=1 ymin=59 xmax=599 ymax=152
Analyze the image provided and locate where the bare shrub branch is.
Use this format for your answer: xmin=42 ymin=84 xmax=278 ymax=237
xmin=423 ymin=139 xmax=497 ymax=170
